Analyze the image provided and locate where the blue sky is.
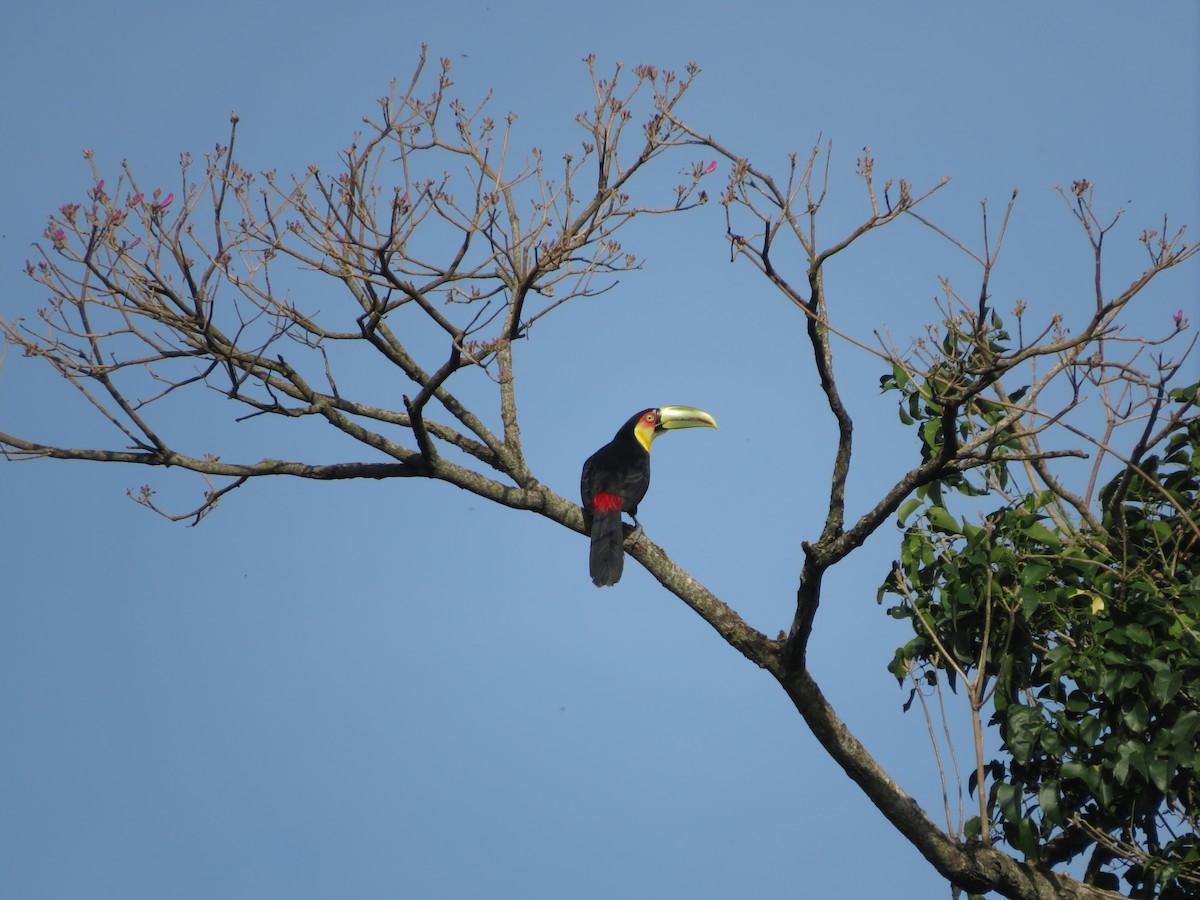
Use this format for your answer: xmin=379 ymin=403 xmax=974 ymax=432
xmin=2 ymin=2 xmax=1197 ymax=898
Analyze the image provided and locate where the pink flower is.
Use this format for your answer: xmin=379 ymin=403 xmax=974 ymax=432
xmin=703 ymin=161 xmax=718 ymax=174
xmin=154 ymin=192 xmax=174 ymax=210
xmin=129 ymin=193 xmax=143 ymax=206
xmin=128 ymin=237 xmax=142 ymax=249
xmin=1173 ymin=309 xmax=1185 ymax=327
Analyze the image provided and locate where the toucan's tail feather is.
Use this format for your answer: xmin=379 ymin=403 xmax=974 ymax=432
xmin=589 ymin=510 xmax=624 ymax=586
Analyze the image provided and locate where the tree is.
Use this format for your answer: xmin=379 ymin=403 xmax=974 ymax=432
xmin=4 ymin=50 xmax=1197 ymax=899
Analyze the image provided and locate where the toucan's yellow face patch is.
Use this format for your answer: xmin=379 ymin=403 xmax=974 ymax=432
xmin=633 ymin=409 xmax=660 ymax=453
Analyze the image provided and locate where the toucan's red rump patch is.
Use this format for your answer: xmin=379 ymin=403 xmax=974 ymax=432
xmin=592 ymin=493 xmax=623 ymax=513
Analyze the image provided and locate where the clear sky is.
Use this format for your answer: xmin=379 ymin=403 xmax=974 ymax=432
xmin=2 ymin=2 xmax=1197 ymax=898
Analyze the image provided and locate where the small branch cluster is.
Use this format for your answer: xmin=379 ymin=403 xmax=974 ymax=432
xmin=2 ymin=48 xmax=716 ymax=523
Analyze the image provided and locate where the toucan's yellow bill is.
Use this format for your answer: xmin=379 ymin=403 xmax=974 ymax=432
xmin=657 ymin=406 xmax=718 ymax=431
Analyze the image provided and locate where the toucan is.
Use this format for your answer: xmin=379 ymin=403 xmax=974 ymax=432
xmin=580 ymin=406 xmax=718 ymax=587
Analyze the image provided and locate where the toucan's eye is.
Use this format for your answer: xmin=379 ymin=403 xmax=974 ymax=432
xmin=645 ymin=413 xmax=655 ymax=423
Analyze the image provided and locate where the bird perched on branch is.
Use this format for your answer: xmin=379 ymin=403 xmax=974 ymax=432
xmin=580 ymin=406 xmax=718 ymax=587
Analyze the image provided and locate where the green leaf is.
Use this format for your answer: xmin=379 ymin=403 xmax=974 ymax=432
xmin=1114 ymin=740 xmax=1151 ymax=788
xmin=1121 ymin=695 xmax=1150 ymax=734
xmin=1038 ymin=780 xmax=1064 ymax=826
xmin=1020 ymin=585 xmax=1042 ymax=619
xmin=1125 ymin=624 xmax=1152 ymax=646
xmin=921 ymin=418 xmax=942 ymax=451
xmin=1020 ymin=521 xmax=1061 ymax=547
xmin=1114 ymin=747 xmax=1131 ymax=785
xmin=1064 ymin=690 xmax=1092 ymax=714
xmin=1153 ymin=667 xmax=1183 ymax=707
xmin=1173 ymin=740 xmax=1196 ymax=769
xmin=1014 ymin=816 xmax=1040 ymax=860
xmin=1148 ymin=756 xmax=1173 ymax=794
xmin=995 ymin=781 xmax=1022 ymax=823
xmin=1102 ymin=649 xmax=1131 ymax=666
xmin=1061 ymin=760 xmax=1099 ymax=792
xmin=1020 ymin=561 xmax=1051 ymax=586
xmin=927 ymin=506 xmax=961 ymax=534
xmin=897 ymin=497 xmax=923 ymax=525
xmin=1006 ymin=705 xmax=1043 ymax=766
xmin=1172 ymin=711 xmax=1200 ymax=747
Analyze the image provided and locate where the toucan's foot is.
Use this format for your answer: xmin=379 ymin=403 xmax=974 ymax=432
xmin=625 ymin=522 xmax=644 ymax=548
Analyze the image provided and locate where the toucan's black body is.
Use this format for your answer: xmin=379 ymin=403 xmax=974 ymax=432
xmin=581 ymin=411 xmax=653 ymax=586
xmin=580 ymin=407 xmax=717 ymax=587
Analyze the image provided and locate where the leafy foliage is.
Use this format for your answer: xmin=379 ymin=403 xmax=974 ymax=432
xmin=883 ymin=376 xmax=1200 ymax=897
